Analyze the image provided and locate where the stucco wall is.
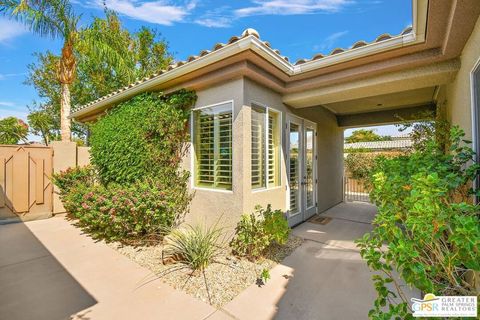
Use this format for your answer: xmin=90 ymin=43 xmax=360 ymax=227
xmin=181 ymin=78 xmax=245 ymax=229
xmin=181 ymin=77 xmax=344 ymax=229
xmin=50 ymin=142 xmax=91 ymax=215
xmin=243 ymin=78 xmax=344 ymax=216
xmin=444 ymin=16 xmax=480 ymax=140
xmin=242 ymin=78 xmax=289 ymax=215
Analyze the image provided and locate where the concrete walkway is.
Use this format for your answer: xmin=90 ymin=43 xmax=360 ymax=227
xmin=1 ymin=202 xmax=398 ymax=320
xmin=0 ymin=216 xmax=216 ymax=320
xmin=222 ymin=202 xmax=381 ymax=320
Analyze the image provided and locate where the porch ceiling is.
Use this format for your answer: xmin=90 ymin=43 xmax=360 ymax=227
xmin=282 ymin=59 xmax=459 ymax=110
xmin=324 ymin=87 xmax=436 ymax=115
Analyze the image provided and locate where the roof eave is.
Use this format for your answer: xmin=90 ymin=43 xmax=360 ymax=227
xmin=70 ymin=0 xmax=428 ymax=120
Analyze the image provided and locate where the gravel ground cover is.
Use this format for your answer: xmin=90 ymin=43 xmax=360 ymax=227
xmin=109 ymin=235 xmax=303 ymax=307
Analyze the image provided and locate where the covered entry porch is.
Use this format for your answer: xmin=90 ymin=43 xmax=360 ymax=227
xmin=286 ymin=57 xmax=455 ymax=225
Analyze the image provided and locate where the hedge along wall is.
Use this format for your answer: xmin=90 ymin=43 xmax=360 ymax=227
xmin=53 ymin=90 xmax=198 ymax=243
xmin=89 ymin=90 xmax=197 ymax=184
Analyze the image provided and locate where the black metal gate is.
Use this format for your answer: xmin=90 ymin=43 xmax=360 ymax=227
xmin=344 ymin=176 xmax=370 ymax=202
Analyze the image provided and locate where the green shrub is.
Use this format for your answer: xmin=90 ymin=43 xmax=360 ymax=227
xmin=356 ymin=126 xmax=480 ymax=319
xmin=52 ymin=165 xmax=97 ymax=194
xmin=89 ymin=90 xmax=196 ymax=184
xmin=58 ymin=174 xmax=191 ymax=243
xmin=163 ymin=223 xmax=225 ymax=272
xmin=344 ymin=152 xmax=401 ymax=181
xmin=230 ymin=205 xmax=289 ymax=260
xmin=53 ymin=90 xmax=196 ymax=243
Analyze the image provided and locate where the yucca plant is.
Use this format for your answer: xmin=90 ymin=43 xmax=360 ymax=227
xmin=162 ymin=222 xmax=225 ymax=305
xmin=163 ymin=223 xmax=225 ymax=273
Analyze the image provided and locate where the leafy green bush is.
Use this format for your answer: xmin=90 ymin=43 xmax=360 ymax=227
xmin=230 ymin=205 xmax=290 ymax=260
xmin=356 ymin=126 xmax=480 ymax=319
xmin=89 ymin=90 xmax=196 ymax=184
xmin=52 ymin=165 xmax=96 ymax=194
xmin=163 ymin=223 xmax=225 ymax=273
xmin=58 ymin=176 xmax=191 ymax=242
xmin=344 ymin=152 xmax=400 ymax=181
xmin=53 ymin=90 xmax=196 ymax=243
xmin=0 ymin=117 xmax=29 ymax=144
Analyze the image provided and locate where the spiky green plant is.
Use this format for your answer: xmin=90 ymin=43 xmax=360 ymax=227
xmin=163 ymin=223 xmax=225 ymax=273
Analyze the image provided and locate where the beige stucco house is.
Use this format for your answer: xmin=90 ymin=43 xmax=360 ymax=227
xmin=71 ymin=0 xmax=480 ymax=227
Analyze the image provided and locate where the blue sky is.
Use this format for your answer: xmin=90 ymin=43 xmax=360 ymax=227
xmin=0 ymin=0 xmax=412 ymax=139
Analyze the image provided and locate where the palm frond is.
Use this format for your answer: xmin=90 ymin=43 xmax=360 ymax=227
xmin=78 ymin=30 xmax=137 ymax=82
xmin=0 ymin=0 xmax=78 ymax=39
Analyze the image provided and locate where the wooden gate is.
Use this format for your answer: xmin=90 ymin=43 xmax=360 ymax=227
xmin=0 ymin=145 xmax=53 ymax=220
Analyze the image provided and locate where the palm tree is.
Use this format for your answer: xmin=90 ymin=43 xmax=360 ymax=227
xmin=2 ymin=1 xmax=133 ymax=143
xmin=1 ymin=0 xmax=80 ymax=141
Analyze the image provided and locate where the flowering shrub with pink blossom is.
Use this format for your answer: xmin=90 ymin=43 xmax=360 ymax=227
xmin=56 ymin=170 xmax=191 ymax=242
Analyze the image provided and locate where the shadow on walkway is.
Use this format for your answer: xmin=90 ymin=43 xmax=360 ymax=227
xmin=0 ymin=221 xmax=96 ymax=320
xmin=222 ymin=202 xmax=419 ymax=320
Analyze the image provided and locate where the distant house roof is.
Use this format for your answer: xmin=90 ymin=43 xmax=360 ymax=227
xmin=390 ymin=133 xmax=412 ymax=140
xmin=344 ymin=139 xmax=413 ymax=151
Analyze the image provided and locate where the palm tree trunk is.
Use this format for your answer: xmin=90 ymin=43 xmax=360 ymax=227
xmin=60 ymin=83 xmax=71 ymax=142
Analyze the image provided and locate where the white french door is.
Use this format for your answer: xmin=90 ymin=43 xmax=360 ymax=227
xmin=286 ymin=114 xmax=317 ymax=226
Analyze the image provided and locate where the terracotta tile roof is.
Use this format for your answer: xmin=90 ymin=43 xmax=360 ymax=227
xmin=72 ymin=26 xmax=414 ymax=115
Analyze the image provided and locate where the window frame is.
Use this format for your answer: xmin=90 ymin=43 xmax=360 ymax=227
xmin=250 ymin=102 xmax=282 ymax=192
xmin=191 ymin=100 xmax=234 ymax=193
xmin=470 ymin=57 xmax=480 ymax=203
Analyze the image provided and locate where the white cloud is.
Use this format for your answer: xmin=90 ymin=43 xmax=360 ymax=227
xmin=313 ymin=30 xmax=348 ymax=52
xmin=235 ymin=0 xmax=353 ymax=17
xmin=99 ymin=0 xmax=196 ymax=25
xmin=0 ymin=101 xmax=16 ymax=107
xmin=195 ymin=17 xmax=231 ymax=28
xmin=0 ymin=104 xmax=29 ymax=121
xmin=0 ymin=72 xmax=26 ymax=80
xmin=0 ymin=18 xmax=28 ymax=43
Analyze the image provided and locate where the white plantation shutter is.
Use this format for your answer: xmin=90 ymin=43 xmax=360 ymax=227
xmin=251 ymin=105 xmax=280 ymax=189
xmin=251 ymin=106 xmax=266 ymax=188
xmin=268 ymin=112 xmax=280 ymax=186
xmin=194 ymin=103 xmax=232 ymax=190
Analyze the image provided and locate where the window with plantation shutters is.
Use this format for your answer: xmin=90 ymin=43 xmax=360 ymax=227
xmin=193 ymin=102 xmax=233 ymax=190
xmin=251 ymin=106 xmax=266 ymax=188
xmin=251 ymin=104 xmax=280 ymax=189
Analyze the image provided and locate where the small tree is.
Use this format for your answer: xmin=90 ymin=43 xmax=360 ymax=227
xmin=345 ymin=129 xmax=391 ymax=143
xmin=27 ymin=106 xmax=58 ymax=145
xmin=0 ymin=117 xmax=28 ymax=144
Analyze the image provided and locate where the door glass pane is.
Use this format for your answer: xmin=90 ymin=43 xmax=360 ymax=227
xmin=305 ymin=128 xmax=314 ymax=208
xmin=289 ymin=123 xmax=300 ymax=213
